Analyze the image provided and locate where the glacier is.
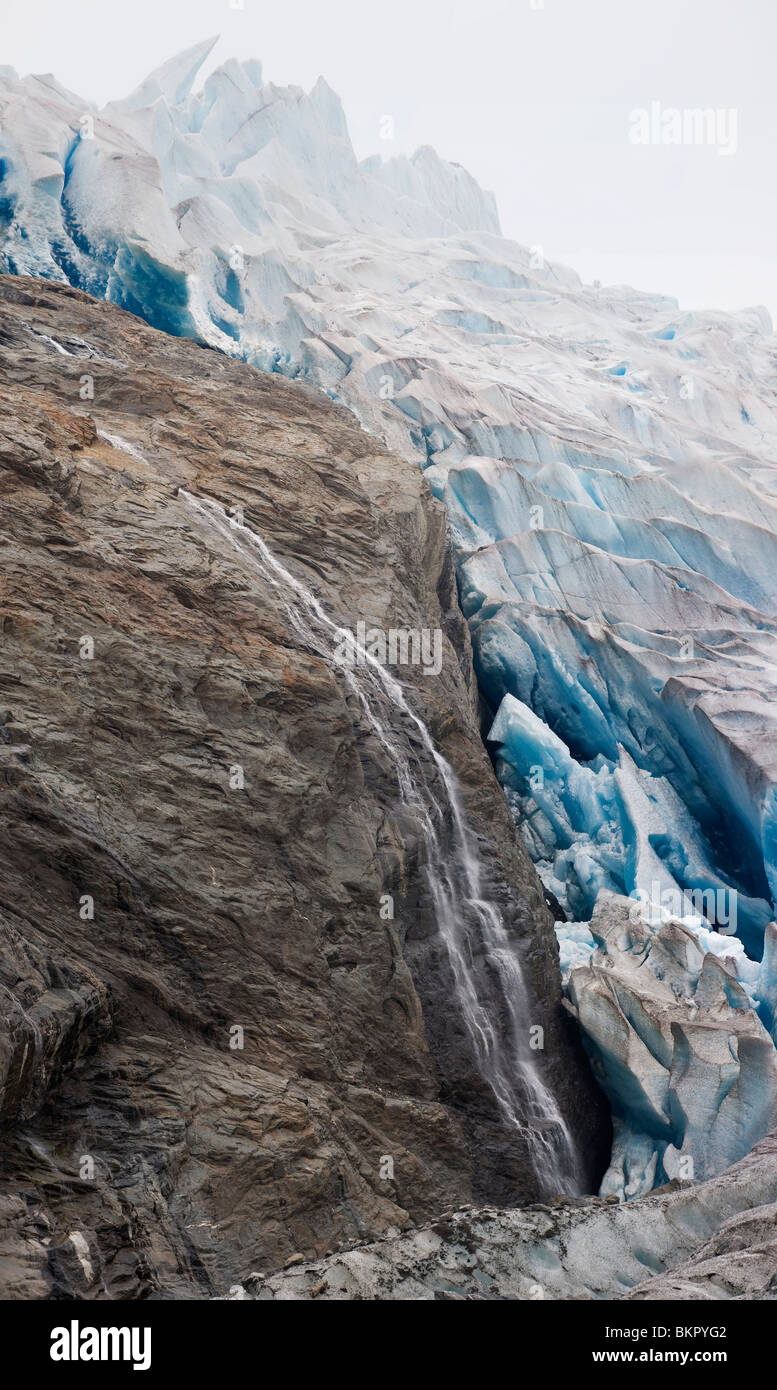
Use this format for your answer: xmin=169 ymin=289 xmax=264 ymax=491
xmin=2 ymin=39 xmax=777 ymax=1197
xmin=565 ymin=895 xmax=777 ymax=1200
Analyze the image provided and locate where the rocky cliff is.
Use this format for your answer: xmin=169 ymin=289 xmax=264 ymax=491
xmin=0 ymin=276 xmax=608 ymax=1299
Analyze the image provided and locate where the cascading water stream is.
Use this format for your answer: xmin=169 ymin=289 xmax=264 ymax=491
xmin=179 ymin=489 xmax=580 ymax=1196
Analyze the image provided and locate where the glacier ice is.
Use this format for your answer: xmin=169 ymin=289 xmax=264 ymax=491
xmin=488 ymin=692 xmax=772 ymax=954
xmin=565 ymin=894 xmax=777 ymax=1200
xmin=2 ymin=41 xmax=777 ymax=1196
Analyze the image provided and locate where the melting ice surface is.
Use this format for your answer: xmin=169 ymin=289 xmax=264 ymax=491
xmin=179 ymin=490 xmax=580 ymax=1197
xmin=3 ymin=40 xmax=777 ymax=1194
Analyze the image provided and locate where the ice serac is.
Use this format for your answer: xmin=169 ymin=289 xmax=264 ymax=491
xmin=105 ymin=36 xmax=219 ymax=113
xmin=564 ymin=893 xmax=777 ymax=1201
xmin=2 ymin=44 xmax=777 ymax=1197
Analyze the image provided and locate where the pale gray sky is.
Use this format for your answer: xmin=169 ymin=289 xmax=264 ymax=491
xmin=4 ymin=0 xmax=776 ymax=320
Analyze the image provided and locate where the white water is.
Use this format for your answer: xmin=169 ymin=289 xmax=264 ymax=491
xmin=179 ymin=489 xmax=580 ymax=1196
xmin=98 ymin=431 xmax=150 ymax=466
xmin=26 ymin=326 xmax=72 ymax=356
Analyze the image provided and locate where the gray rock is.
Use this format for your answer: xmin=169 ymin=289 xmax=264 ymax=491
xmin=0 ymin=276 xmax=608 ymax=1298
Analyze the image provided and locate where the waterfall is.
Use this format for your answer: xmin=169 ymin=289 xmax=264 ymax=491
xmin=179 ymin=489 xmax=580 ymax=1196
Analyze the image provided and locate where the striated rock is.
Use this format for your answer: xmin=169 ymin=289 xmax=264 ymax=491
xmin=234 ymin=1130 xmax=777 ymax=1300
xmin=0 ymin=913 xmax=111 ymax=1124
xmin=0 ymin=275 xmax=608 ymax=1298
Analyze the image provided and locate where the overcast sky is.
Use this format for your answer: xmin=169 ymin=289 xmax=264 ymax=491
xmin=4 ymin=0 xmax=776 ymax=320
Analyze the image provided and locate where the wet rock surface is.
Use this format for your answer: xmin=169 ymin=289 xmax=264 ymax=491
xmin=0 ymin=276 xmax=608 ymax=1298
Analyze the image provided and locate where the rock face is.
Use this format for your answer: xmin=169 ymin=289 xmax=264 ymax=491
xmin=0 ymin=276 xmax=608 ymax=1298
xmin=235 ymin=1130 xmax=777 ymax=1301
